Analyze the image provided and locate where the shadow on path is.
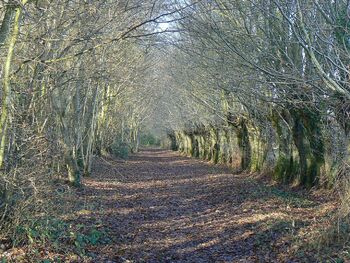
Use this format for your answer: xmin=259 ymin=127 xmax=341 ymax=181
xmin=71 ymin=149 xmax=332 ymax=263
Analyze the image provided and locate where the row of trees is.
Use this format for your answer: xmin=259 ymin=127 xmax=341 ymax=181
xmin=0 ymin=0 xmax=173 ymax=240
xmin=1 ymin=0 xmax=349 ymax=247
xmin=163 ymin=0 xmax=349 ymax=188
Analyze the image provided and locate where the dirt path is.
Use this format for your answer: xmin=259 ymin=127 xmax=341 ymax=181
xmin=73 ymin=149 xmax=336 ymax=262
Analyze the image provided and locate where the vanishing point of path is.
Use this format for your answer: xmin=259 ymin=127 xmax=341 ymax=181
xmin=74 ymin=149 xmax=335 ymax=263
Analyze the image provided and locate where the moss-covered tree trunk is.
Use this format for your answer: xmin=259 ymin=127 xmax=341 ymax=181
xmin=0 ymin=1 xmax=27 ymax=169
xmin=208 ymin=126 xmax=219 ymax=164
xmin=272 ymin=109 xmax=295 ymax=182
xmin=248 ymin=127 xmax=264 ymax=172
xmin=192 ymin=134 xmax=200 ymax=158
xmin=176 ymin=131 xmax=184 ymax=152
xmin=292 ymin=109 xmax=324 ymax=187
xmin=234 ymin=119 xmax=251 ymax=170
xmin=65 ymin=150 xmax=81 ymax=187
xmin=224 ymin=128 xmax=233 ymax=165
xmin=168 ymin=132 xmax=178 ymax=151
xmin=185 ymin=133 xmax=193 ymax=156
xmin=203 ymin=131 xmax=211 ymax=160
xmin=199 ymin=135 xmax=206 ymax=158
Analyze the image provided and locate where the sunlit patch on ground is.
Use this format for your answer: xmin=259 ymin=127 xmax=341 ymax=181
xmin=4 ymin=149 xmax=336 ymax=262
xmin=55 ymin=149 xmax=336 ymax=262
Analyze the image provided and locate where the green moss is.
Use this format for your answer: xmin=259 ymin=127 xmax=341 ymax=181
xmin=273 ymin=155 xmax=297 ymax=183
xmin=207 ymin=127 xmax=218 ymax=163
xmin=192 ymin=135 xmax=200 ymax=158
xmin=291 ymin=108 xmax=325 ymax=188
xmin=198 ymin=136 xmax=205 ymax=158
xmin=271 ymin=109 xmax=295 ymax=183
xmin=249 ymin=130 xmax=266 ymax=172
xmin=217 ymin=130 xmax=226 ymax=164
xmin=235 ymin=119 xmax=251 ymax=170
xmin=168 ymin=133 xmax=178 ymax=151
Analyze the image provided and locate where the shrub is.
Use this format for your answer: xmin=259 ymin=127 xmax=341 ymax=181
xmin=109 ymin=140 xmax=129 ymax=159
xmin=140 ymin=133 xmax=160 ymax=146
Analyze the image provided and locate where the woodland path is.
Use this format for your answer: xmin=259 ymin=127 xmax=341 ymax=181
xmin=72 ymin=149 xmax=335 ymax=263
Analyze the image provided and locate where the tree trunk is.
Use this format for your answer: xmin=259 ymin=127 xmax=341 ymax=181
xmin=235 ymin=119 xmax=251 ymax=170
xmin=292 ymin=109 xmax=324 ymax=187
xmin=0 ymin=2 xmax=26 ymax=169
xmin=65 ymin=150 xmax=81 ymax=187
xmin=272 ymin=109 xmax=295 ymax=182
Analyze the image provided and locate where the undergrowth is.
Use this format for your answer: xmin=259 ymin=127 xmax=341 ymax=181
xmin=109 ymin=140 xmax=129 ymax=159
xmin=1 ymin=217 xmax=110 ymax=262
xmin=308 ymin=162 xmax=350 ymax=262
